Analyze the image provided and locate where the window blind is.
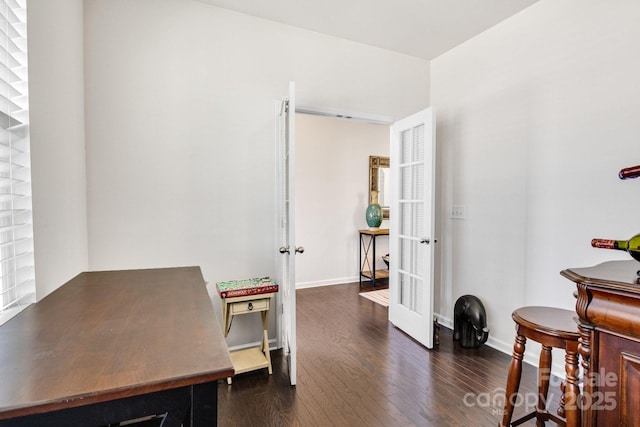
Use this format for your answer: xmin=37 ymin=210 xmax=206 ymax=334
xmin=0 ymin=0 xmax=34 ymax=325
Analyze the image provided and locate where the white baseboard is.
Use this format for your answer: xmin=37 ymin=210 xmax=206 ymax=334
xmin=435 ymin=312 xmax=453 ymax=330
xmin=228 ymin=338 xmax=279 ymax=353
xmin=485 ymin=335 xmax=566 ymax=380
xmin=435 ymin=314 xmax=566 ymax=380
xmin=296 ymin=276 xmax=359 ymax=289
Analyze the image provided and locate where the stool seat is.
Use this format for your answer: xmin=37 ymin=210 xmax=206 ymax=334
xmin=512 ymin=306 xmax=580 ymax=345
xmin=499 ymin=306 xmax=581 ymax=427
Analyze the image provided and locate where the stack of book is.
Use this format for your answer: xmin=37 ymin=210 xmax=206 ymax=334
xmin=216 ymin=277 xmax=279 ymax=299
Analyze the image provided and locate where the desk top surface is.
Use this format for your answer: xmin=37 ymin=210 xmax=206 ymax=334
xmin=358 ymin=228 xmax=389 ymax=236
xmin=0 ymin=266 xmax=234 ymax=420
xmin=561 ymin=260 xmax=640 ymax=291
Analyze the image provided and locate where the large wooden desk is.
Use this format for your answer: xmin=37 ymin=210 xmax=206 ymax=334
xmin=0 ymin=267 xmax=234 ymax=427
xmin=561 ymin=260 xmax=640 ymax=426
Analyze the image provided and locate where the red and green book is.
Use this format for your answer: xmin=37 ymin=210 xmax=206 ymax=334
xmin=216 ymin=277 xmax=279 ymax=298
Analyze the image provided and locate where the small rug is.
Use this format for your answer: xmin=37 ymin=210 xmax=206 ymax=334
xmin=359 ymin=288 xmax=389 ymax=307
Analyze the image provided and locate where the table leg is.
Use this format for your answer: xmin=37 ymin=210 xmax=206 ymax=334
xmin=359 ymin=233 xmax=363 ymax=288
xmin=372 ymin=234 xmax=377 ymax=286
xmin=221 ymin=299 xmax=232 ymax=384
xmin=187 ymin=381 xmax=218 ymax=427
xmin=222 ymin=300 xmax=232 ymax=337
xmin=262 ymin=310 xmax=272 ymax=374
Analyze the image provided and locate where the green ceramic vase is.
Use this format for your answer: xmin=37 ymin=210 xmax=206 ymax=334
xmin=366 ymin=191 xmax=383 ymax=229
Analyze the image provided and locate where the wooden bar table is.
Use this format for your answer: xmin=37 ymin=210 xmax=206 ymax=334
xmin=0 ymin=267 xmax=234 ymax=427
xmin=561 ymin=260 xmax=640 ymax=426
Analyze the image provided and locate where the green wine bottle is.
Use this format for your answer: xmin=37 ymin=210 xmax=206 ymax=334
xmin=592 ymin=234 xmax=640 ymax=262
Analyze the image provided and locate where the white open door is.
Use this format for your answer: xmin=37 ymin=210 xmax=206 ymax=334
xmin=388 ymin=108 xmax=436 ymax=349
xmin=275 ymin=82 xmax=297 ymax=385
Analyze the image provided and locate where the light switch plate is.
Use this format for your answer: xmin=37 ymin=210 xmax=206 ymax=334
xmin=451 ymin=205 xmax=465 ymax=219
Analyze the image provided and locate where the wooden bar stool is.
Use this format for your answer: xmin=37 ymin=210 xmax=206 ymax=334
xmin=499 ymin=306 xmax=581 ymax=427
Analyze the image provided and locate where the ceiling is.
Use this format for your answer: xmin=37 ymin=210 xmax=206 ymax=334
xmin=196 ymin=0 xmax=540 ymax=60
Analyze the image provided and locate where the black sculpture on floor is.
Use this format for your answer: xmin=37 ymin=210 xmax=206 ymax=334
xmin=453 ymin=294 xmax=490 ymax=348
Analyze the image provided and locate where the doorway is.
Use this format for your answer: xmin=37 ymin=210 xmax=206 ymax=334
xmin=292 ymin=108 xmax=438 ymax=350
xmin=294 ymin=113 xmax=390 ymax=290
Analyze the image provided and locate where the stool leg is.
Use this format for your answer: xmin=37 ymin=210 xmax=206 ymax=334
xmin=558 ymin=382 xmax=566 ymax=418
xmin=564 ymin=349 xmax=581 ymax=427
xmin=536 ymin=345 xmax=552 ymax=427
xmin=500 ymin=334 xmax=526 ymax=427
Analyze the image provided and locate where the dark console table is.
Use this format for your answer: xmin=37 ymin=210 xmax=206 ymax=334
xmin=359 ymin=228 xmax=389 ymax=288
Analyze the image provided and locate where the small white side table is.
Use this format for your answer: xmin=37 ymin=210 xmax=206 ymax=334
xmin=218 ymin=282 xmax=277 ymax=384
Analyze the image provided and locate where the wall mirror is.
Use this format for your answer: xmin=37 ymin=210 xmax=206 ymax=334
xmin=369 ymin=155 xmax=390 ymax=219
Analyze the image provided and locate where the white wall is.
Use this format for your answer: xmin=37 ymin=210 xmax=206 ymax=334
xmin=295 ymin=114 xmax=389 ymax=288
xmin=28 ymin=0 xmax=88 ymax=299
xmin=431 ymin=0 xmax=640 ymax=361
xmin=83 ymin=0 xmax=428 ymax=346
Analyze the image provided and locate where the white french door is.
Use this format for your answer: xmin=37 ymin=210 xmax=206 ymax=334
xmin=275 ymin=82 xmax=297 ymax=385
xmin=388 ymin=108 xmax=436 ymax=349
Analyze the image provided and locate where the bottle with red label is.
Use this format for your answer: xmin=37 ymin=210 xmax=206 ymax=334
xmin=592 ymin=233 xmax=640 ymax=262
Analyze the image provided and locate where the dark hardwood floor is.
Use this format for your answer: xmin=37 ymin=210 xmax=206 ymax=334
xmin=218 ymin=282 xmax=553 ymax=426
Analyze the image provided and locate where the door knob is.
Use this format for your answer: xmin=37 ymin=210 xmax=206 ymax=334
xmin=295 ymin=246 xmax=304 ymax=254
xmin=279 ymin=246 xmax=290 ymax=254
